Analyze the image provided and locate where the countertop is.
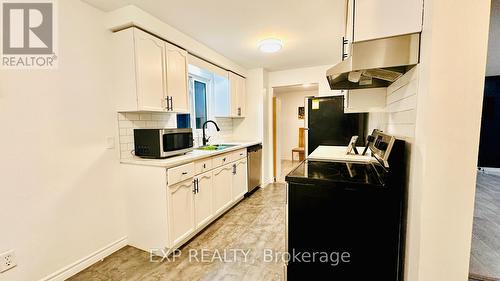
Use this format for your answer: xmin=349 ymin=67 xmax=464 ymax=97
xmin=308 ymin=145 xmax=373 ymax=162
xmin=120 ymin=140 xmax=262 ymax=169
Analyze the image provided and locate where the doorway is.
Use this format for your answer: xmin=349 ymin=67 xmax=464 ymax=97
xmin=272 ymin=84 xmax=318 ymax=182
xmin=469 ymin=1 xmax=500 ymax=280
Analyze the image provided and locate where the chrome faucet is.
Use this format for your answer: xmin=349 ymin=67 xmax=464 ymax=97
xmin=202 ymin=120 xmax=220 ymax=146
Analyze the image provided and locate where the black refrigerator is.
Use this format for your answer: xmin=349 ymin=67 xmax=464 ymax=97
xmin=306 ymin=96 xmax=367 ymax=154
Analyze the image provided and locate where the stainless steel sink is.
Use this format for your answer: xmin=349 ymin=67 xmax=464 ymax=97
xmin=196 ymin=144 xmax=237 ymax=151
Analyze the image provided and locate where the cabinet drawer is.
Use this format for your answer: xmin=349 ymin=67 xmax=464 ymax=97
xmin=231 ymin=149 xmax=247 ymax=162
xmin=167 ymin=163 xmax=194 ymax=185
xmin=212 ymin=153 xmax=231 ymax=168
xmin=194 ymin=158 xmax=213 ymax=174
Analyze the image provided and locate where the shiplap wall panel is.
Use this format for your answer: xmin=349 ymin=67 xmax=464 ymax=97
xmin=368 ymin=66 xmax=419 ymax=139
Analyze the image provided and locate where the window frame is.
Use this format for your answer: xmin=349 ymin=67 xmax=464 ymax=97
xmin=188 ymin=74 xmax=212 ymax=132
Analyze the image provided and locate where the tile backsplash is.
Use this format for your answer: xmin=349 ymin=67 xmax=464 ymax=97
xmin=117 ymin=113 xmax=234 ymax=159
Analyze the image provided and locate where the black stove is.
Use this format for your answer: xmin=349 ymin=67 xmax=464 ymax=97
xmin=286 ymin=160 xmax=384 ymax=186
xmin=285 ymin=130 xmax=406 ymax=281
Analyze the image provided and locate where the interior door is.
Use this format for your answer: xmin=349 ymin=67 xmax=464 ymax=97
xmin=194 ymin=171 xmax=213 ymax=228
xmin=134 ymin=29 xmax=166 ymax=111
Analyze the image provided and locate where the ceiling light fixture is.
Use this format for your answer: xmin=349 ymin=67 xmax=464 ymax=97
xmin=258 ymin=38 xmax=283 ymax=53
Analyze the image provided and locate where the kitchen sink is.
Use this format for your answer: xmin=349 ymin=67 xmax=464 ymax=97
xmin=196 ymin=144 xmax=237 ymax=151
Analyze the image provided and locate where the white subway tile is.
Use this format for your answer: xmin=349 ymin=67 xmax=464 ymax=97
xmin=152 ymin=114 xmax=164 ymax=121
xmin=146 ymin=121 xmax=158 ymax=127
xmin=140 ymin=113 xmax=152 ymax=121
xmin=126 ymin=113 xmax=140 ymax=120
xmin=119 ymin=120 xmax=134 ymax=128
xmin=134 ymin=121 xmax=147 ymax=127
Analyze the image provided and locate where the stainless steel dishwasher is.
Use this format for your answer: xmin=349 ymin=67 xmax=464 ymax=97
xmin=246 ymin=144 xmax=262 ymax=195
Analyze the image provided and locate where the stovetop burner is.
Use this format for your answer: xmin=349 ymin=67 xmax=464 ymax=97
xmin=286 ymin=160 xmax=384 ymax=186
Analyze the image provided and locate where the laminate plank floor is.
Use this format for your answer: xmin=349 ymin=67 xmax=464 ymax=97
xmin=277 ymin=160 xmax=301 ymax=183
xmin=69 ymin=183 xmax=286 ymax=281
xmin=469 ymin=172 xmax=500 ymax=281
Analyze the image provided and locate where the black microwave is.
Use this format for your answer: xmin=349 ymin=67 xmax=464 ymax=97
xmin=134 ymin=128 xmax=194 ymax=159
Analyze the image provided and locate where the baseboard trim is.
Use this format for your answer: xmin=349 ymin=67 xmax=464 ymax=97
xmin=40 ymin=236 xmax=128 ymax=281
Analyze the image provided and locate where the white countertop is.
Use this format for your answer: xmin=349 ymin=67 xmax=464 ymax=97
xmin=308 ymin=145 xmax=373 ymax=162
xmin=120 ymin=140 xmax=262 ymax=169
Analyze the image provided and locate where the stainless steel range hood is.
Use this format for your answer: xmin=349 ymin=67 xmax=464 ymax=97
xmin=327 ymin=33 xmax=420 ymax=90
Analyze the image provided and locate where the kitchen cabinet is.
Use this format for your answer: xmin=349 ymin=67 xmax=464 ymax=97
xmin=165 ymin=43 xmax=189 ymax=112
xmin=232 ymin=159 xmax=248 ymax=201
xmin=345 ymin=0 xmax=423 ymax=45
xmin=229 ymin=72 xmax=246 ymax=117
xmin=167 ymin=178 xmax=195 ymax=247
xmin=344 ymin=88 xmax=387 ymax=113
xmin=112 ymin=27 xmax=189 ymax=113
xmin=215 ymin=72 xmax=246 ymax=118
xmin=194 ymin=171 xmax=214 ymax=228
xmin=212 ymin=163 xmax=234 ymax=214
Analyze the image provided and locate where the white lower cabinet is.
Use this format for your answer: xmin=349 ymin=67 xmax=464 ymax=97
xmin=232 ymin=159 xmax=248 ymax=200
xmin=194 ymin=171 xmax=214 ymax=228
xmin=167 ymin=178 xmax=195 ymax=247
xmin=213 ymin=163 xmax=234 ymax=214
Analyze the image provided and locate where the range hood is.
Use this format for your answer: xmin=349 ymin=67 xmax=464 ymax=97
xmin=327 ymin=33 xmax=420 ymax=90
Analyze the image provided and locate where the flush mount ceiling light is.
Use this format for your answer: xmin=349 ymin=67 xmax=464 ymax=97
xmin=258 ymin=38 xmax=283 ymax=53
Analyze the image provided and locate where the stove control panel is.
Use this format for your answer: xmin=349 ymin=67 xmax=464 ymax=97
xmin=369 ymin=129 xmax=396 ymax=168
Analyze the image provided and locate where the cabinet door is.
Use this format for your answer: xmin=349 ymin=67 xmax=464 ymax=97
xmin=212 ymin=164 xmax=233 ymax=214
xmin=353 ymin=0 xmax=423 ymax=42
xmin=344 ymin=0 xmax=354 ymax=57
xmin=237 ymin=76 xmax=246 ymax=117
xmin=167 ymin=178 xmax=195 ymax=247
xmin=232 ymin=159 xmax=248 ymax=200
xmin=134 ymin=29 xmax=166 ymax=111
xmin=194 ymin=171 xmax=214 ymax=228
xmin=229 ymin=72 xmax=239 ymax=117
xmin=165 ymin=42 xmax=189 ymax=113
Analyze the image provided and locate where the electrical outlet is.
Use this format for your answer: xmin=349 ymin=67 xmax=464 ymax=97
xmin=0 ymin=250 xmax=16 ymax=273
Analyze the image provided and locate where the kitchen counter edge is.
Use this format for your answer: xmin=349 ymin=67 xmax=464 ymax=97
xmin=120 ymin=141 xmax=262 ymax=169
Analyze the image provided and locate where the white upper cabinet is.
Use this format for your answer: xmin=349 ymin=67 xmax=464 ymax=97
xmin=165 ymin=43 xmax=189 ymax=113
xmin=346 ymin=0 xmax=423 ymax=43
xmin=215 ymin=72 xmax=246 ymax=118
xmin=112 ymin=27 xmax=189 ymax=112
xmin=134 ymin=29 xmax=166 ymax=111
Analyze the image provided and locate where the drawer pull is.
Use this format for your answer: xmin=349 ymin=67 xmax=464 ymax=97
xmin=203 ymin=164 xmax=206 ymax=169
xmin=222 ymin=157 xmax=226 ymax=162
xmin=182 ymin=172 xmax=188 ymax=175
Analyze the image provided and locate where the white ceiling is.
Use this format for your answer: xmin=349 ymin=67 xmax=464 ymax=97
xmin=84 ymin=0 xmax=346 ymax=71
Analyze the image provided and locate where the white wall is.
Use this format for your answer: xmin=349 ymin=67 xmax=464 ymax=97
xmin=263 ymin=65 xmax=341 ymax=181
xmin=267 ymin=65 xmax=341 ymax=97
xmin=276 ymin=90 xmax=315 ymax=160
xmin=487 ymin=0 xmax=500 ymax=76
xmin=409 ymin=1 xmax=491 ymax=280
xmin=0 ymin=1 xmax=127 ymax=280
xmin=233 ymin=68 xmax=266 ymax=142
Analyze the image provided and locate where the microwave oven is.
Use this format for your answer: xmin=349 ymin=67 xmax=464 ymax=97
xmin=133 ymin=128 xmax=194 ymax=159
